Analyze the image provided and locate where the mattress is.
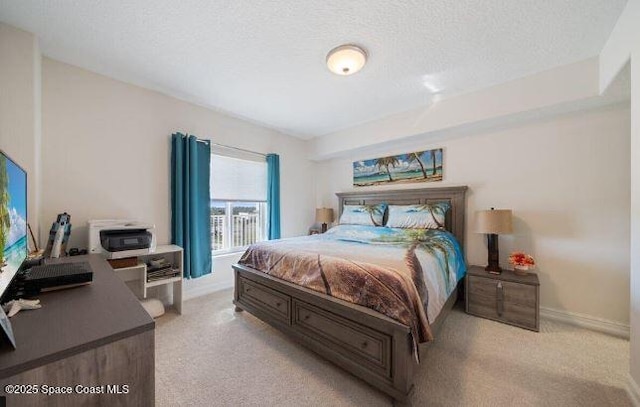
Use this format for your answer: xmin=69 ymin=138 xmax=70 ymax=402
xmin=238 ymin=224 xmax=466 ymax=347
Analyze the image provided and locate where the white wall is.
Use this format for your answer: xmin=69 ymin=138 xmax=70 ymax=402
xmin=311 ymin=58 xmax=602 ymax=160
xmin=0 ymin=22 xmax=41 ymax=241
xmin=631 ymin=54 xmax=640 ymax=404
xmin=316 ymin=105 xmax=630 ymax=325
xmin=41 ymin=57 xmax=316 ymax=295
xmin=599 ymin=0 xmax=640 ymax=399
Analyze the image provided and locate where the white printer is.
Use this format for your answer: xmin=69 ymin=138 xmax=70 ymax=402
xmin=88 ymin=220 xmax=157 ymax=259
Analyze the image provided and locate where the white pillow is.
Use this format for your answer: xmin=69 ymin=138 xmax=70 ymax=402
xmin=339 ymin=203 xmax=387 ymax=226
xmin=386 ymin=203 xmax=449 ymax=229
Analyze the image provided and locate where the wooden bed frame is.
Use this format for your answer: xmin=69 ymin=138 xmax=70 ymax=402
xmin=233 ymin=186 xmax=467 ymax=405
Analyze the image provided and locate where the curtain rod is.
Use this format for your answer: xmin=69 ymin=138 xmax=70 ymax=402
xmin=178 ymin=134 xmax=266 ymax=158
xmin=208 ymin=142 xmax=266 ymax=158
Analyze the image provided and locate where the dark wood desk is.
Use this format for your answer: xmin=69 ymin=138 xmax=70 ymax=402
xmin=0 ymin=255 xmax=155 ymax=406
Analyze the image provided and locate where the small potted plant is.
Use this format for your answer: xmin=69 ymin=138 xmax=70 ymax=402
xmin=509 ymin=251 xmax=535 ymax=275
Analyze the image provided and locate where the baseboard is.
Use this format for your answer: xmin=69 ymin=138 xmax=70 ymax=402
xmin=539 ymin=306 xmax=630 ymax=338
xmin=183 ymin=252 xmax=241 ymax=301
xmin=184 ymin=280 xmax=233 ymax=301
xmin=628 ymin=374 xmax=640 ymax=407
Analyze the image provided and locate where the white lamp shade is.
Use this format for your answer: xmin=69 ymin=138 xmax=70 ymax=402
xmin=326 ymin=45 xmax=367 ymax=76
xmin=316 ymin=208 xmax=334 ymax=224
xmin=474 ymin=209 xmax=513 ymax=234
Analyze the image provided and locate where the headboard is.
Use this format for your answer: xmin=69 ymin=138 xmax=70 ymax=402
xmin=335 ymin=186 xmax=468 ymax=249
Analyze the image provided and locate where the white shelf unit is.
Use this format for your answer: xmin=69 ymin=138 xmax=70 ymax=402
xmin=112 ymin=244 xmax=183 ymax=314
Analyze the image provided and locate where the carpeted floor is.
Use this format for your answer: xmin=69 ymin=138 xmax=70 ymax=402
xmin=156 ymin=289 xmax=631 ymax=406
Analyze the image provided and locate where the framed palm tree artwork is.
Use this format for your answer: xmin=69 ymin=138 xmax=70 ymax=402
xmin=353 ymin=148 xmax=443 ymax=187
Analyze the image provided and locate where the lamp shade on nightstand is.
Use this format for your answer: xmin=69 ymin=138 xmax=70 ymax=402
xmin=474 ymin=208 xmax=513 ymax=274
xmin=316 ymin=208 xmax=334 ymax=232
xmin=474 ymin=209 xmax=513 ymax=234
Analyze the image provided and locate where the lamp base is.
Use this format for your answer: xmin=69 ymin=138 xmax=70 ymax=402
xmin=485 ymin=233 xmax=502 ymax=274
xmin=321 ymin=223 xmax=328 ymax=233
xmin=485 ymin=264 xmax=503 ymax=275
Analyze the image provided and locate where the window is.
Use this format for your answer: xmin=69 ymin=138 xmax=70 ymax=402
xmin=210 ymin=150 xmax=267 ymax=253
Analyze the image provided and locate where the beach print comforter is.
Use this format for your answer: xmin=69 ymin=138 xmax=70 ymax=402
xmin=238 ymin=225 xmax=466 ymax=355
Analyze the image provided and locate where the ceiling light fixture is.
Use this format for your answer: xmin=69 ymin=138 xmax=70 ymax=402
xmin=326 ymin=44 xmax=367 ymax=76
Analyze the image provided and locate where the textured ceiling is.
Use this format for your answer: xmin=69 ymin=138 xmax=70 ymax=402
xmin=0 ymin=0 xmax=628 ymax=138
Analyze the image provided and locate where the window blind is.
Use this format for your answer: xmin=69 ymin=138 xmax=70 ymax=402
xmin=210 ymin=154 xmax=267 ymax=201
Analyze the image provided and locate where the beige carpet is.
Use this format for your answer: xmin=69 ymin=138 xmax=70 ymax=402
xmin=156 ymin=289 xmax=631 ymax=406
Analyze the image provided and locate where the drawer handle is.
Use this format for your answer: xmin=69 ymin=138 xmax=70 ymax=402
xmin=246 ymin=287 xmax=251 ymax=292
xmin=361 ymin=341 xmax=368 ymax=349
xmin=276 ymin=302 xmax=282 ymax=307
xmin=496 ymin=282 xmax=504 ymax=317
xmin=303 ymin=314 xmax=310 ymax=321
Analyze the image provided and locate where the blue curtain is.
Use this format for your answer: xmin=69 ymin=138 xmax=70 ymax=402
xmin=171 ymin=133 xmax=212 ymax=279
xmin=266 ymin=153 xmax=281 ymax=240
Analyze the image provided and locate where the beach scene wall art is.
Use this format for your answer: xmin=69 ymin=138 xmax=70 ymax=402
xmin=353 ymin=148 xmax=443 ymax=187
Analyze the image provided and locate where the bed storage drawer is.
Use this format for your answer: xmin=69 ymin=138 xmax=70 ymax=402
xmin=238 ymin=277 xmax=291 ymax=323
xmin=291 ymin=299 xmax=392 ymax=378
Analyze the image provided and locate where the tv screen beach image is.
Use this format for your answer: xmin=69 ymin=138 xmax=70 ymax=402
xmin=0 ymin=153 xmax=27 ymax=275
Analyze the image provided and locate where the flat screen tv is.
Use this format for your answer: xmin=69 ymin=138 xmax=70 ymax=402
xmin=0 ymin=150 xmax=27 ymax=300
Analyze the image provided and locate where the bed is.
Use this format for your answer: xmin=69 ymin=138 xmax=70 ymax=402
xmin=232 ymin=186 xmax=467 ymax=405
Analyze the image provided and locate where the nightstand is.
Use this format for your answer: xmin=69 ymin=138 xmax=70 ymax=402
xmin=465 ymin=265 xmax=540 ymax=332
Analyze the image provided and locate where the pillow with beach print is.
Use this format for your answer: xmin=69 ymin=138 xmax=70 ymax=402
xmin=339 ymin=203 xmax=387 ymax=226
xmin=386 ymin=202 xmax=450 ymax=229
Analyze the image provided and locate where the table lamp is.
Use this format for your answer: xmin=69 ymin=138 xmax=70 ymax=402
xmin=316 ymin=208 xmax=334 ymax=233
xmin=474 ymin=208 xmax=513 ymax=274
